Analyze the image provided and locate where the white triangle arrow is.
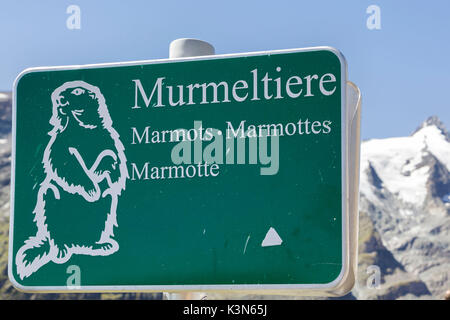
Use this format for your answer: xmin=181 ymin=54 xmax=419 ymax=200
xmin=261 ymin=227 xmax=283 ymax=247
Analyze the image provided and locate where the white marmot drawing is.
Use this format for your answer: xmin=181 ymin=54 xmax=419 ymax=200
xmin=15 ymin=80 xmax=128 ymax=279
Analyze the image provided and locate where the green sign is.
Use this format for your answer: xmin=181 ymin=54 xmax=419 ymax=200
xmin=9 ymin=47 xmax=351 ymax=293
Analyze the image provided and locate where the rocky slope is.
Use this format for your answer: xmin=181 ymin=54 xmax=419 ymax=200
xmin=351 ymin=210 xmax=431 ymax=299
xmin=359 ymin=116 xmax=450 ymax=299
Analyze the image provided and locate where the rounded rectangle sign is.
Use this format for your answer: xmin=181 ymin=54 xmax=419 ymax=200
xmin=8 ymin=47 xmax=352 ymax=294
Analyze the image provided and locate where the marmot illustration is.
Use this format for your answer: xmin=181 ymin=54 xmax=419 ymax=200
xmin=16 ymin=80 xmax=128 ymax=279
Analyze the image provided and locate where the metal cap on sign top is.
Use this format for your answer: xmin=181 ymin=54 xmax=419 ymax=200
xmin=169 ymin=38 xmax=215 ymax=58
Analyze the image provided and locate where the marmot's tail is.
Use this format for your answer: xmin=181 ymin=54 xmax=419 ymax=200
xmin=15 ymin=236 xmax=54 ymax=279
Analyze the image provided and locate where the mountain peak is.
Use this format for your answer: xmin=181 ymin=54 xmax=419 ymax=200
xmin=412 ymin=116 xmax=449 ymax=141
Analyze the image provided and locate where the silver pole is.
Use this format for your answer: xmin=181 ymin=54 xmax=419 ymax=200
xmin=163 ymin=38 xmax=215 ymax=301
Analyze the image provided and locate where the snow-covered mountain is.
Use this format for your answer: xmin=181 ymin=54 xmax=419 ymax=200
xmin=359 ymin=116 xmax=450 ymax=299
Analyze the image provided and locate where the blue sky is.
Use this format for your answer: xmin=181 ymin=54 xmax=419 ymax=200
xmin=0 ymin=0 xmax=449 ymax=139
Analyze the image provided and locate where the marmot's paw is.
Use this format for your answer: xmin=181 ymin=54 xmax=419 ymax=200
xmin=94 ymin=169 xmax=108 ymax=177
xmin=56 ymin=245 xmax=69 ymax=260
xmin=93 ymin=242 xmax=113 ymax=251
xmin=51 ymin=242 xmax=72 ymax=264
xmin=81 ymin=182 xmax=100 ymax=202
xmin=87 ymin=188 xmax=98 ymax=197
xmin=57 ymin=248 xmax=67 ymax=259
